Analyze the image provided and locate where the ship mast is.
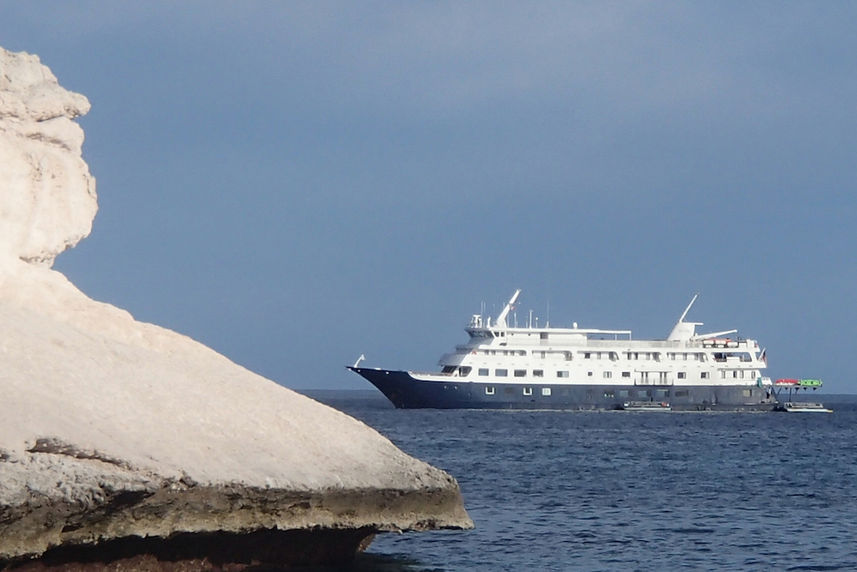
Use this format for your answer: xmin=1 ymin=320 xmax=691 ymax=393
xmin=495 ymin=289 xmax=521 ymax=329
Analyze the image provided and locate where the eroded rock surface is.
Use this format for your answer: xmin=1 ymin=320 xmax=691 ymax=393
xmin=0 ymin=47 xmax=471 ymax=569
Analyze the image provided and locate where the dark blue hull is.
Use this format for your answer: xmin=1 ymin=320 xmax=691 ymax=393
xmin=348 ymin=367 xmax=778 ymax=411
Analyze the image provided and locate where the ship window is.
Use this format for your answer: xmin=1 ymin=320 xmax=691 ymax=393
xmin=603 ymin=371 xmax=612 ymax=379
xmin=541 ymin=387 xmax=551 ymax=396
xmin=674 ymin=390 xmax=688 ymax=397
xmin=533 ymin=369 xmax=544 ymax=378
xmin=540 ymin=332 xmax=549 ymax=340
xmin=720 ymin=370 xmax=726 ymax=379
xmin=496 ymin=369 xmax=508 ymax=377
xmin=485 ymin=386 xmax=495 ymax=395
xmin=733 ymin=371 xmax=738 ymax=378
xmin=677 ymin=372 xmax=686 ymax=379
xmin=603 ymin=390 xmax=615 ymax=398
xmin=621 ymin=371 xmax=631 ymax=378
xmin=557 ymin=370 xmax=569 ymax=378
xmin=441 ymin=366 xmax=456 ymax=374
xmin=458 ymin=366 xmax=471 ymax=376
xmin=587 ymin=371 xmax=593 ymax=377
xmin=523 ymin=387 xmax=533 ymax=396
xmin=584 ymin=352 xmax=591 ymax=359
xmin=514 ymin=369 xmax=527 ymax=377
xmin=619 ymin=389 xmax=629 ymax=397
xmin=743 ymin=389 xmax=752 ymax=397
xmin=478 ymin=368 xmax=489 ymax=376
xmin=701 ymin=372 xmax=709 ymax=379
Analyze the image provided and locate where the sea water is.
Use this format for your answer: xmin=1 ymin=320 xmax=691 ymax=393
xmin=305 ymin=391 xmax=857 ymax=571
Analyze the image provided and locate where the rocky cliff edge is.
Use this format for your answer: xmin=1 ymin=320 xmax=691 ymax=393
xmin=0 ymin=48 xmax=472 ymax=569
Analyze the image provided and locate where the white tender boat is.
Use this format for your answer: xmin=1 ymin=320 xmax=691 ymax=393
xmin=780 ymin=402 xmax=833 ymax=413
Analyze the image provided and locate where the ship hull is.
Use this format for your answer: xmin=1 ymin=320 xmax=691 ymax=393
xmin=348 ymin=367 xmax=778 ymax=411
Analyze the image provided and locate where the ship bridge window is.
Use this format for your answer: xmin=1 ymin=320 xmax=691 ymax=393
xmin=441 ymin=366 xmax=456 ymax=375
xmin=496 ymin=369 xmax=508 ymax=377
xmin=458 ymin=366 xmax=472 ymax=376
xmin=478 ymin=368 xmax=489 ymax=376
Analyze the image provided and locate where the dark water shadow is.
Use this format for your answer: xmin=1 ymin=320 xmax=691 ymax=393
xmin=288 ymin=551 xmax=444 ymax=572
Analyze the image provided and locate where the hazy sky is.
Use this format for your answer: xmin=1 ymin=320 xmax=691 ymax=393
xmin=3 ymin=3 xmax=855 ymax=392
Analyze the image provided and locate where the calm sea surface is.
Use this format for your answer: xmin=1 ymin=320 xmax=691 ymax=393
xmin=303 ymin=391 xmax=857 ymax=571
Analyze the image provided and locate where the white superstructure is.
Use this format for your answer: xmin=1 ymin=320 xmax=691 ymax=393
xmin=429 ymin=290 xmax=772 ymax=391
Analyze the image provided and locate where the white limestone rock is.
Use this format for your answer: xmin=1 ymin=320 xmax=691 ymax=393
xmin=0 ymin=47 xmax=471 ymax=565
xmin=0 ymin=48 xmax=96 ymax=267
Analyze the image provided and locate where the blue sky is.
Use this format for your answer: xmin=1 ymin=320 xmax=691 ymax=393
xmin=3 ymin=3 xmax=855 ymax=392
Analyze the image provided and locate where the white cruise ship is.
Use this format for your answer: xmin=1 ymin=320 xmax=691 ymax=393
xmin=349 ymin=290 xmax=779 ymax=411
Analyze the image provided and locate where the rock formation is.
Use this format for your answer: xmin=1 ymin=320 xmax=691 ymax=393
xmin=0 ymin=47 xmax=471 ymax=570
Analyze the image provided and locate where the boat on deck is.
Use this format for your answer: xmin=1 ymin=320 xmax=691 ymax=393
xmin=349 ymin=290 xmax=779 ymax=411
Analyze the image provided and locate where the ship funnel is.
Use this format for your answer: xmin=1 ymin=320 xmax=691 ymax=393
xmin=495 ymin=289 xmax=521 ymax=328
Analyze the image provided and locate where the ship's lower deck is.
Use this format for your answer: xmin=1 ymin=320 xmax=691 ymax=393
xmin=349 ymin=367 xmax=778 ymax=411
